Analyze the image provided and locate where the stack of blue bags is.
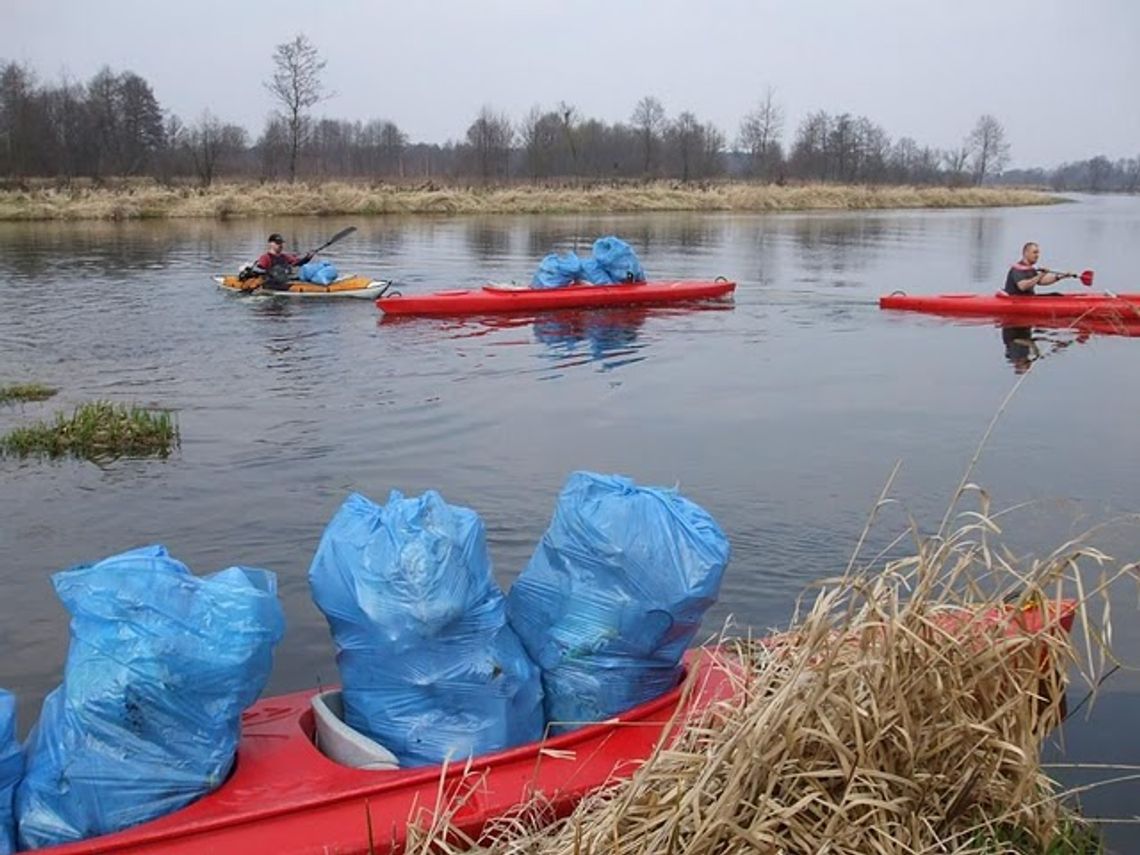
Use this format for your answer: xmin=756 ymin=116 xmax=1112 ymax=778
xmin=507 ymin=472 xmax=731 ymax=730
xmin=14 ymin=546 xmax=285 ymax=850
xmin=308 ymin=491 xmax=544 ymax=767
xmin=531 ymin=236 xmax=646 ymax=288
xmin=299 ymin=259 xmax=339 ymax=285
xmin=310 ymin=472 xmax=730 ymax=752
xmin=2 ymin=470 xmax=730 ymax=848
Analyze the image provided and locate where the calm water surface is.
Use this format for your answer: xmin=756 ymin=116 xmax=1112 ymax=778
xmin=2 ymin=196 xmax=1138 ymax=845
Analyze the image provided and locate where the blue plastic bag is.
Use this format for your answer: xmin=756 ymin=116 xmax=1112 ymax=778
xmin=0 ymin=691 xmax=20 ymax=855
xmin=16 ymin=546 xmax=285 ymax=850
xmin=531 ymin=252 xmax=584 ymax=288
xmin=579 ymin=256 xmax=614 ymax=285
xmin=506 ymin=472 xmax=730 ymax=732
xmin=590 ymin=236 xmax=646 ymax=284
xmin=300 ymin=259 xmax=339 ymax=285
xmin=309 ymin=492 xmax=544 ymax=768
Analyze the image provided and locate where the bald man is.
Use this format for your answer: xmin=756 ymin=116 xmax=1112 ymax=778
xmin=1004 ymin=242 xmax=1077 ymax=296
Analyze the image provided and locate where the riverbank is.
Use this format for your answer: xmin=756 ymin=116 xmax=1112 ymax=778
xmin=0 ymin=180 xmax=1059 ymax=221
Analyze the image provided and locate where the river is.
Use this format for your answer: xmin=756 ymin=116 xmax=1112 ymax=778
xmin=1 ymin=194 xmax=1138 ymax=846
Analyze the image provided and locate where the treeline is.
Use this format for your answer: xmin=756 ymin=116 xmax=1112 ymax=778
xmin=999 ymin=156 xmax=1140 ymax=193
xmin=1 ymin=58 xmax=1135 ymax=193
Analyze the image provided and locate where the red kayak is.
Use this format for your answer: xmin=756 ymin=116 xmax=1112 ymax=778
xmin=34 ymin=600 xmax=1073 ymax=855
xmin=880 ymin=291 xmax=1140 ymax=321
xmin=376 ymin=279 xmax=736 ymax=317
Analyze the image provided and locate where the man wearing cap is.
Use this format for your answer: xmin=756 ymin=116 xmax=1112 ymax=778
xmin=239 ymin=234 xmax=313 ymax=289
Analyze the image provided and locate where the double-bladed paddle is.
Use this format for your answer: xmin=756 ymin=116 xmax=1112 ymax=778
xmin=1040 ymin=268 xmax=1094 ymax=287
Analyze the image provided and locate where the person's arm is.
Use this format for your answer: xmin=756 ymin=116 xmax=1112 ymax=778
xmin=1014 ymin=270 xmax=1045 ymax=292
xmin=1037 ymin=269 xmax=1073 ymax=286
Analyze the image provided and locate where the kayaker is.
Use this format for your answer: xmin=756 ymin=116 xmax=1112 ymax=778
xmin=239 ymin=234 xmax=313 ymax=290
xmin=1004 ymin=242 xmax=1077 ymax=295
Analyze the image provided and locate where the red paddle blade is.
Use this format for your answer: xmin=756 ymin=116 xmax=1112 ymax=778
xmin=1079 ymin=269 xmax=1094 ymax=287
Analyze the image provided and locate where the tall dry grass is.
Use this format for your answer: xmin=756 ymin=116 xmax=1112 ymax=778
xmin=404 ymin=486 xmax=1135 ymax=855
xmin=0 ymin=180 xmax=1059 ymax=221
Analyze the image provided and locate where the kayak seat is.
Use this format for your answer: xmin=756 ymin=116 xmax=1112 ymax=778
xmin=310 ymin=691 xmax=400 ymax=771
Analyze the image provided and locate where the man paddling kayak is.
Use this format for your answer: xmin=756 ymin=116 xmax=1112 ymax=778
xmin=238 ymin=233 xmax=313 ymax=290
xmin=1004 ymin=242 xmax=1078 ymax=295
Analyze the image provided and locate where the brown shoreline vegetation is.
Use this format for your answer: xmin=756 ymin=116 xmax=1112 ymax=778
xmin=406 ymin=493 xmax=1134 ymax=855
xmin=0 ymin=180 xmax=1059 ymax=221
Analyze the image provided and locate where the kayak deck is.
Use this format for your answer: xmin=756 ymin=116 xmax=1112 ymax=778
xmin=214 ymin=275 xmax=391 ymax=299
xmin=377 ymin=279 xmax=736 ymax=316
xmin=880 ymin=290 xmax=1140 ymax=320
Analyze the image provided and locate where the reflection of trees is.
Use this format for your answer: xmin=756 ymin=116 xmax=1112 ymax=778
xmin=968 ymin=213 xmax=1003 ymax=285
xmin=524 ymin=222 xmax=588 ymax=260
xmin=463 ymin=218 xmax=512 ymax=261
xmin=789 ymin=215 xmax=888 ymax=273
xmin=0 ymin=220 xmax=198 ymax=278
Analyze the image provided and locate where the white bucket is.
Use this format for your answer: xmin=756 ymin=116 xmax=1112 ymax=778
xmin=311 ymin=690 xmax=400 ymax=771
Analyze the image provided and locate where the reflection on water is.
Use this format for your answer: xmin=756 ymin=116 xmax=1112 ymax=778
xmin=378 ymin=303 xmax=733 ymax=376
xmin=464 ymin=218 xmax=513 ymax=261
xmin=968 ymin=212 xmax=1005 ymax=285
xmin=999 ymin=315 xmax=1140 ymax=374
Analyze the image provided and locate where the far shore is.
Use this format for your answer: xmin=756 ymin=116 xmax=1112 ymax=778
xmin=0 ymin=180 xmax=1060 ymax=221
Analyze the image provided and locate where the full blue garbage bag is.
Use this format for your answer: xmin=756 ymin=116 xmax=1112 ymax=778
xmin=0 ymin=691 xmax=20 ymax=855
xmin=506 ymin=472 xmax=730 ymax=732
xmin=589 ymin=236 xmax=646 ymax=284
xmin=579 ymin=256 xmax=614 ymax=285
xmin=531 ymin=252 xmax=584 ymax=288
xmin=299 ymin=259 xmax=339 ymax=285
xmin=309 ymin=492 xmax=544 ymax=768
xmin=16 ymin=545 xmax=285 ymax=850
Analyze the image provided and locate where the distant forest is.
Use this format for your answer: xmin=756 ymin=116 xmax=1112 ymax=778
xmin=1 ymin=49 xmax=1136 ymax=193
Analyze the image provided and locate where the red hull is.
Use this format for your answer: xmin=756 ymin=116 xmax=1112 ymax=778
xmin=879 ymin=291 xmax=1140 ymax=320
xmin=377 ymin=280 xmax=736 ymax=316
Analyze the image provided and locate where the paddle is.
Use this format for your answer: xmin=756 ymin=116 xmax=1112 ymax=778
xmin=1039 ymin=268 xmax=1094 ymax=287
xmin=307 ymin=226 xmax=357 ymax=259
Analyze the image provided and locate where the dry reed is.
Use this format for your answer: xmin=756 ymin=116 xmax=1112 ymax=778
xmin=405 ymin=489 xmax=1135 ymax=855
xmin=0 ymin=180 xmax=1059 ymax=221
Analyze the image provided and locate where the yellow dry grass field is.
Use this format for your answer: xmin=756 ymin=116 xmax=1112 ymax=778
xmin=0 ymin=180 xmax=1058 ymax=221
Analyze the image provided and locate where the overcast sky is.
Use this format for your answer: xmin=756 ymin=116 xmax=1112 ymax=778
xmin=7 ymin=0 xmax=1138 ymax=168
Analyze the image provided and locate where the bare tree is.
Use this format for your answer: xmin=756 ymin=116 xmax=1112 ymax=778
xmin=738 ymin=87 xmax=784 ymax=180
xmin=967 ymin=114 xmax=1010 ymax=185
xmin=464 ymin=106 xmax=513 ymax=181
xmin=265 ymin=34 xmax=330 ymax=182
xmin=944 ymin=145 xmax=972 ymax=186
xmin=556 ymin=101 xmax=580 ymax=172
xmin=666 ymin=111 xmax=703 ymax=182
xmin=630 ymin=95 xmax=665 ymax=176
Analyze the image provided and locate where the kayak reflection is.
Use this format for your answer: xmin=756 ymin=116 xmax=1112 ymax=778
xmin=532 ymin=306 xmax=649 ymax=367
xmin=380 ymin=304 xmax=731 ymax=373
xmin=999 ymin=315 xmax=1140 ymax=374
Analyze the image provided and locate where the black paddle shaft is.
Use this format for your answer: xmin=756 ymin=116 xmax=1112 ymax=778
xmin=309 ymin=226 xmax=358 ymax=258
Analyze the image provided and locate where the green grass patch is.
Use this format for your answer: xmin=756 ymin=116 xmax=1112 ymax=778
xmin=974 ymin=818 xmax=1103 ymax=853
xmin=0 ymin=383 xmax=58 ymax=404
xmin=1 ymin=400 xmax=180 ymax=462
